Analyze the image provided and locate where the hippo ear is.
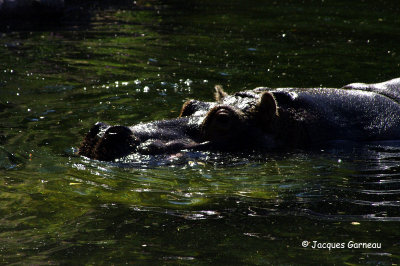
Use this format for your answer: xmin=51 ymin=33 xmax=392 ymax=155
xmin=256 ymin=91 xmax=279 ymax=120
xmin=214 ymin=85 xmax=228 ymax=103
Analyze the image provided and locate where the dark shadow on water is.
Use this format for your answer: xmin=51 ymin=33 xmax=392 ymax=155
xmin=0 ymin=0 xmax=138 ymax=32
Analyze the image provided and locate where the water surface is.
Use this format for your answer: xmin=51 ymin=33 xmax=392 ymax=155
xmin=0 ymin=0 xmax=399 ymax=264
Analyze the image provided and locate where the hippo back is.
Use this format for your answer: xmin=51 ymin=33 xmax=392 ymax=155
xmin=268 ymin=87 xmax=400 ymax=143
xmin=342 ymin=77 xmax=400 ymax=103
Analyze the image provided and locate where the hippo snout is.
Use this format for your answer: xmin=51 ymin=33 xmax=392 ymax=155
xmin=78 ymin=122 xmax=138 ymax=161
xmin=78 ymin=121 xmax=207 ymax=160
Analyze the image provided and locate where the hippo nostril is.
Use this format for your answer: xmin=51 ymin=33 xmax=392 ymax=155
xmin=91 ymin=122 xmax=110 ymax=137
xmin=79 ymin=122 xmax=111 ymax=158
xmin=87 ymin=125 xmax=139 ymax=161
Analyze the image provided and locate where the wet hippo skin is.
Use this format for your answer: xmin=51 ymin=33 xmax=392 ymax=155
xmin=79 ymin=77 xmax=400 ymax=161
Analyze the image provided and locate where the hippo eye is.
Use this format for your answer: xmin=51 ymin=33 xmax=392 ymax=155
xmin=201 ymin=106 xmax=243 ymax=142
xmin=214 ymin=109 xmax=231 ymax=125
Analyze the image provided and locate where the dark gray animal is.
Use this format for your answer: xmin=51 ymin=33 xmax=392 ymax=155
xmin=79 ymin=77 xmax=400 ymax=161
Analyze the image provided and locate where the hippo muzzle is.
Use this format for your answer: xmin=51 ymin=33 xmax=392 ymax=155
xmin=79 ymin=119 xmax=205 ymax=161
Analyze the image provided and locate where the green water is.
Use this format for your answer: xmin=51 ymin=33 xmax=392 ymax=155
xmin=1 ymin=0 xmax=399 ymax=264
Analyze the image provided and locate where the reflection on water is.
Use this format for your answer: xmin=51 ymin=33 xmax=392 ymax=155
xmin=1 ymin=141 xmax=400 ymax=263
xmin=0 ymin=0 xmax=400 ymax=264
xmin=4 ymin=146 xmax=400 ymax=262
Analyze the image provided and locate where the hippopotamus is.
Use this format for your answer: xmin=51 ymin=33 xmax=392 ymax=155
xmin=79 ymin=77 xmax=400 ymax=161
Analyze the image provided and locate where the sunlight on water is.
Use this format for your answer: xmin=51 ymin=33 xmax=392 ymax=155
xmin=0 ymin=0 xmax=399 ymax=264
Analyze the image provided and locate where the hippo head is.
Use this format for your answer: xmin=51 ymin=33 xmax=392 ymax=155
xmin=79 ymin=86 xmax=279 ymax=161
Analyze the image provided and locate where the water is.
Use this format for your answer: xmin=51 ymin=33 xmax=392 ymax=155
xmin=1 ymin=0 xmax=399 ymax=264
